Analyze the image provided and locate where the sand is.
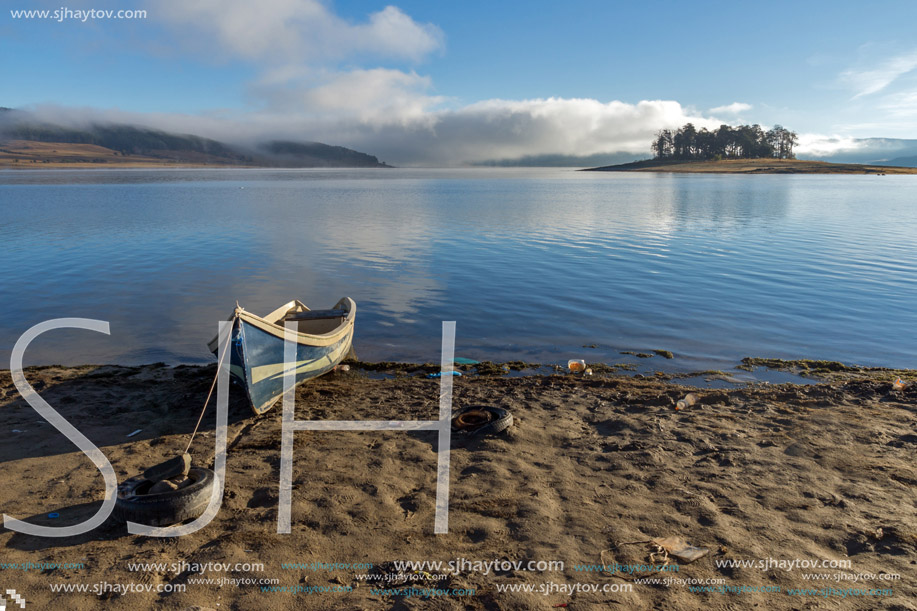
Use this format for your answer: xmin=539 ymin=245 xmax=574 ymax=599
xmin=0 ymin=364 xmax=915 ymax=610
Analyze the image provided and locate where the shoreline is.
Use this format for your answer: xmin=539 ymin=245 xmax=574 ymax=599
xmin=583 ymin=158 xmax=917 ymax=174
xmin=1 ymin=363 xmax=914 ymax=609
xmin=8 ymin=355 xmax=910 ymax=383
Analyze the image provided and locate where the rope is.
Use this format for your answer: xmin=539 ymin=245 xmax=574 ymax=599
xmin=184 ymin=314 xmax=237 ymax=454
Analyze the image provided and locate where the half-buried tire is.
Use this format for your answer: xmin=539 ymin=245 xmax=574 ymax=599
xmin=451 ymin=406 xmax=513 ymax=436
xmin=115 ymin=467 xmax=215 ymax=527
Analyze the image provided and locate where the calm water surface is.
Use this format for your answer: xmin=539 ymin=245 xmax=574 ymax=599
xmin=1 ymin=168 xmax=915 ymax=372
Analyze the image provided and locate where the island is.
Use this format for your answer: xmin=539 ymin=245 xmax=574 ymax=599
xmin=584 ymin=123 xmax=917 ymax=174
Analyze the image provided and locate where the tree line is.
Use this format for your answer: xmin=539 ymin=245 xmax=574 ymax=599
xmin=651 ymin=123 xmax=798 ymax=161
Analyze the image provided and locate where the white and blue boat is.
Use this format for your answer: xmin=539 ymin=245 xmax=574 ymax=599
xmin=208 ymin=298 xmax=356 ymax=414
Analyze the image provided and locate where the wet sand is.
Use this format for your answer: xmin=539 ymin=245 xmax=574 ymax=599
xmin=0 ymin=364 xmax=915 ymax=610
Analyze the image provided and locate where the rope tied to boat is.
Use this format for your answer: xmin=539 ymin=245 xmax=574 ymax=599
xmin=183 ymin=312 xmax=239 ymax=455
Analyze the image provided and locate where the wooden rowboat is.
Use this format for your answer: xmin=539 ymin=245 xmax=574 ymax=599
xmin=207 ymin=297 xmax=356 ymax=414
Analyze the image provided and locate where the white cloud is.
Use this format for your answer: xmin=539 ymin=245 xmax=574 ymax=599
xmin=356 ymin=6 xmax=444 ymax=62
xmin=841 ymin=50 xmax=917 ymax=98
xmin=155 ymin=1 xmax=449 ymax=136
xmin=157 ymin=0 xmax=443 ymax=63
xmin=11 ymin=3 xmax=748 ymax=165
xmin=15 ymin=96 xmax=720 ymax=166
xmin=270 ymin=97 xmax=721 ymax=165
xmin=244 ymin=64 xmax=447 ymax=126
xmin=411 ymin=98 xmax=716 ymax=163
xmin=709 ymin=102 xmax=752 ymax=114
xmin=301 ymin=68 xmax=445 ymax=123
xmin=795 ymin=133 xmax=916 ymax=161
xmin=796 ymin=133 xmax=863 ymax=156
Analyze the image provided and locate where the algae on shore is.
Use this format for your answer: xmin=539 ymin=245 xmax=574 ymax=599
xmin=738 ymin=357 xmax=917 ymax=382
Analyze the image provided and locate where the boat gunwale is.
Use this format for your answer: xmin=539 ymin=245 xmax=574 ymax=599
xmin=237 ymin=297 xmax=355 ymax=348
xmin=206 ymin=297 xmax=356 ymax=351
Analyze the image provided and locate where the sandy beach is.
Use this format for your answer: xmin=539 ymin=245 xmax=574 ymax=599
xmin=1 ymin=363 xmax=914 ymax=610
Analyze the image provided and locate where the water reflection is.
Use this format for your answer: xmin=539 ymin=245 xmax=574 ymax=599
xmin=1 ymin=169 xmax=915 ymax=369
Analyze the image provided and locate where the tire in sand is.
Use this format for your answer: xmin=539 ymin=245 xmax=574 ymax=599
xmin=451 ymin=406 xmax=513 ymax=436
xmin=115 ymin=467 xmax=215 ymax=526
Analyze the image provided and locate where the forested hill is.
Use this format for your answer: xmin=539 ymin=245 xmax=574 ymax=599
xmin=0 ymin=113 xmax=390 ymax=168
xmin=4 ymin=122 xmax=248 ymax=163
xmin=261 ymin=141 xmax=392 ymax=168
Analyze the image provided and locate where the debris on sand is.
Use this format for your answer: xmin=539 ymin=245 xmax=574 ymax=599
xmin=650 ymin=536 xmax=710 ymax=564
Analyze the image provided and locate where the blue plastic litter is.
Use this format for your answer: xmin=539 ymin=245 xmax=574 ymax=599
xmin=426 ymin=371 xmax=462 ymax=378
xmin=48 ymin=512 xmax=60 ymax=518
xmin=453 ymin=357 xmax=480 ymax=365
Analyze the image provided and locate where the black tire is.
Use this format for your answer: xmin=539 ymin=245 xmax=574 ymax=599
xmin=452 ymin=406 xmax=513 ymax=436
xmin=115 ymin=467 xmax=216 ymax=526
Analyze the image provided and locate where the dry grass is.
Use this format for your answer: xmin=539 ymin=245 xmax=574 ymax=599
xmin=0 ymin=139 xmax=234 ymax=168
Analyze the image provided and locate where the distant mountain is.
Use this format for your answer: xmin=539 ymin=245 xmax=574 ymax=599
xmin=2 ymin=121 xmax=250 ymax=164
xmin=882 ymin=155 xmax=917 ymax=167
xmin=799 ymin=137 xmax=917 ymax=166
xmin=0 ymin=110 xmax=390 ymax=168
xmin=260 ymin=140 xmax=391 ymax=168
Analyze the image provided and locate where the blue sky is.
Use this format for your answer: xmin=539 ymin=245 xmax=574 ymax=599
xmin=2 ymin=0 xmax=917 ymax=164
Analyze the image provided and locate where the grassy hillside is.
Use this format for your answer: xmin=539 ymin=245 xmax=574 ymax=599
xmin=0 ymin=139 xmax=169 ymax=167
xmin=883 ymin=155 xmax=917 ymax=167
xmin=2 ymin=123 xmax=249 ymax=164
xmin=0 ymin=114 xmax=390 ymax=168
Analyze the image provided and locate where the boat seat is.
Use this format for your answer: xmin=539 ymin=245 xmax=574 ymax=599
xmin=284 ymin=308 xmax=348 ymax=321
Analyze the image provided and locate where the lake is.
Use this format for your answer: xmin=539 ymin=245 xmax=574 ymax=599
xmin=1 ymin=168 xmax=915 ymax=373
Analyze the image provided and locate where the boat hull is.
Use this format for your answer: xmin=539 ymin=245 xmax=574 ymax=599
xmin=211 ymin=298 xmax=355 ymax=415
